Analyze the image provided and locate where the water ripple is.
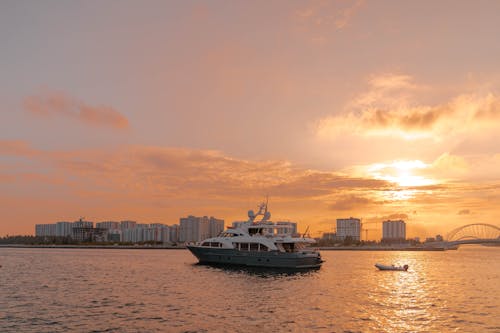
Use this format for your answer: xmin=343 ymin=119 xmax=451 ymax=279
xmin=0 ymin=247 xmax=499 ymax=332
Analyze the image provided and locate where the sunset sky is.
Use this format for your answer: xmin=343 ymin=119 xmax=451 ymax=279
xmin=1 ymin=1 xmax=500 ymax=238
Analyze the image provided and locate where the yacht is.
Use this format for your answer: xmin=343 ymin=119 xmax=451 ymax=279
xmin=187 ymin=202 xmax=323 ymax=269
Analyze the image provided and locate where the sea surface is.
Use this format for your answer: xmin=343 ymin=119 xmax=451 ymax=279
xmin=0 ymin=246 xmax=499 ymax=333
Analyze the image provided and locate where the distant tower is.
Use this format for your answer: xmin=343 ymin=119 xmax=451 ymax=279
xmin=382 ymin=220 xmax=406 ymax=242
xmin=336 ymin=217 xmax=361 ymax=241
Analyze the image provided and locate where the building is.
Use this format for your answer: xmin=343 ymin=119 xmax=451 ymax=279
xmin=336 ymin=217 xmax=361 ymax=241
xmin=179 ymin=216 xmax=209 ymax=243
xmin=169 ymin=224 xmax=179 ymax=243
xmin=208 ymin=217 xmax=225 ymax=237
xmin=34 ymin=218 xmax=184 ymax=244
xmin=73 ymin=218 xmax=93 ymax=229
xmin=382 ymin=220 xmax=406 ymax=242
xmin=71 ymin=218 xmax=93 ymax=241
xmin=321 ymin=232 xmax=338 ymax=241
xmin=161 ymin=226 xmax=171 ymax=243
xmin=96 ymin=221 xmax=120 ymax=230
xmin=35 ymin=224 xmax=56 ymax=237
xmin=55 ymin=222 xmax=73 ymax=237
xmin=107 ymin=229 xmax=121 ymax=242
xmin=120 ymin=220 xmax=137 ymax=230
xmin=122 ymin=228 xmax=140 ymax=243
xmin=96 ymin=221 xmax=121 ymax=242
xmin=179 ymin=216 xmax=224 ymax=243
xmin=275 ymin=221 xmax=298 ymax=236
xmin=71 ymin=218 xmax=109 ymax=242
xmin=119 ymin=223 xmax=173 ymax=243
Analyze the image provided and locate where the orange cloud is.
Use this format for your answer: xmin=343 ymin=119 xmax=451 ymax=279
xmin=329 ymin=194 xmax=374 ymax=211
xmin=2 ymin=141 xmax=499 ymax=238
xmin=317 ymin=73 xmax=500 ymax=140
xmin=294 ymin=0 xmax=364 ymax=30
xmin=23 ymin=91 xmax=129 ymax=129
xmin=0 ymin=140 xmax=38 ymax=157
xmin=51 ymin=145 xmax=391 ymax=202
xmin=292 ymin=0 xmax=364 ymax=45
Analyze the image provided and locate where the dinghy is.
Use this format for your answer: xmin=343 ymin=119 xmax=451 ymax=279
xmin=375 ymin=263 xmax=408 ymax=271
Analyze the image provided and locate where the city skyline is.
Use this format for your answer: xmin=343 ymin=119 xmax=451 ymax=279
xmin=26 ymin=215 xmax=451 ymax=242
xmin=33 ymin=215 xmax=225 ymax=244
xmin=2 ymin=1 xmax=500 ymax=237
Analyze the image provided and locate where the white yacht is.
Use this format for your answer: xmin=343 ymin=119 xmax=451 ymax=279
xmin=187 ymin=202 xmax=323 ymax=269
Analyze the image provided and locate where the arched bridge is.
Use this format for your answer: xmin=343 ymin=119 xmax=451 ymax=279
xmin=446 ymin=223 xmax=500 ymax=246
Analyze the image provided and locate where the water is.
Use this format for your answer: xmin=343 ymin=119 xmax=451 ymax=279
xmin=0 ymin=246 xmax=498 ymax=332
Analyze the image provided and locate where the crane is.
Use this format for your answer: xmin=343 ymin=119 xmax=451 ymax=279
xmin=361 ymin=220 xmax=382 ymax=241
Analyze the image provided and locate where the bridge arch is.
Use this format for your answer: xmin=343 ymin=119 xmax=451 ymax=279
xmin=446 ymin=223 xmax=500 ymax=242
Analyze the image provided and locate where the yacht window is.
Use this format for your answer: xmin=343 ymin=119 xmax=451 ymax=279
xmin=259 ymin=244 xmax=268 ymax=251
xmin=201 ymin=242 xmax=210 ymax=247
xmin=250 ymin=243 xmax=259 ymax=251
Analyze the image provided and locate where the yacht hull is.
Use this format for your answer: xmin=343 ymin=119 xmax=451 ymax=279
xmin=187 ymin=246 xmax=323 ymax=269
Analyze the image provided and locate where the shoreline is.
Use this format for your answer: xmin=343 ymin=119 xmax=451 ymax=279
xmin=0 ymin=244 xmax=455 ymax=251
xmin=0 ymin=244 xmax=187 ymax=250
xmin=318 ymin=246 xmax=450 ymax=251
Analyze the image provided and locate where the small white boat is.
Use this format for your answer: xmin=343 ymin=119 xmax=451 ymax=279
xmin=375 ymin=263 xmax=408 ymax=271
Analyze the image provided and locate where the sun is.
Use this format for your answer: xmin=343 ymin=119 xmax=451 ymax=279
xmin=368 ymin=160 xmax=435 ymax=187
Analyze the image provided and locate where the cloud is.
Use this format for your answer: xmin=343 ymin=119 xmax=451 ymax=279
xmin=329 ymin=194 xmax=374 ymax=211
xmin=0 ymin=140 xmax=38 ymax=157
xmin=385 ymin=213 xmax=409 ymax=220
xmin=363 ymin=213 xmax=409 ymax=223
xmin=1 ymin=142 xmax=392 ymax=205
xmin=294 ymin=0 xmax=364 ymax=29
xmin=23 ymin=91 xmax=129 ymax=129
xmin=335 ymin=0 xmax=364 ymax=29
xmin=3 ymin=141 xmax=500 ymax=237
xmin=316 ymin=73 xmax=500 ymax=140
xmin=293 ymin=0 xmax=364 ymax=44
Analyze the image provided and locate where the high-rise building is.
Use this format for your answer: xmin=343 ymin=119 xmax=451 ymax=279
xmin=179 ymin=216 xmax=224 ymax=243
xmin=55 ymin=222 xmax=73 ymax=237
xmin=122 ymin=228 xmax=141 ymax=243
xmin=161 ymin=226 xmax=171 ymax=243
xmin=179 ymin=216 xmax=209 ymax=243
xmin=73 ymin=218 xmax=93 ymax=228
xmin=120 ymin=223 xmax=172 ymax=243
xmin=169 ymin=224 xmax=179 ymax=243
xmin=71 ymin=218 xmax=108 ymax=242
xmin=35 ymin=224 xmax=57 ymax=237
xmin=208 ymin=217 xmax=224 ymax=237
xmin=382 ymin=220 xmax=406 ymax=241
xmin=107 ymin=229 xmax=122 ymax=242
xmin=336 ymin=217 xmax=361 ymax=241
xmin=120 ymin=220 xmax=137 ymax=230
xmin=96 ymin=221 xmax=120 ymax=230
